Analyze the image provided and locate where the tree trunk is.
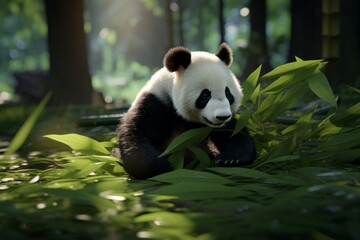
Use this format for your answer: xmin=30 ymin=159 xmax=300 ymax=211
xmin=326 ymin=0 xmax=360 ymax=86
xmin=44 ymin=0 xmax=93 ymax=105
xmin=287 ymin=0 xmax=322 ymax=61
xmin=219 ymin=0 xmax=226 ymax=44
xmin=165 ymin=0 xmax=174 ymax=49
xmin=242 ymin=0 xmax=272 ymax=79
xmin=178 ymin=0 xmax=185 ymax=46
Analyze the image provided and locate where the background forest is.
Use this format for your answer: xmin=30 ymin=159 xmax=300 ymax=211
xmin=1 ymin=0 xmax=358 ymax=106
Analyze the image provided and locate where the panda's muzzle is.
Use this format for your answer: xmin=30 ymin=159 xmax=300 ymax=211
xmin=216 ymin=115 xmax=231 ymax=121
xmin=204 ymin=115 xmax=231 ymax=127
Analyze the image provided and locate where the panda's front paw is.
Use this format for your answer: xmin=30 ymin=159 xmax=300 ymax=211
xmin=215 ymin=150 xmax=255 ymax=166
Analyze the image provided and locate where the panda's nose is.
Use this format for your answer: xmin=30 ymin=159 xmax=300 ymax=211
xmin=216 ymin=115 xmax=231 ymax=121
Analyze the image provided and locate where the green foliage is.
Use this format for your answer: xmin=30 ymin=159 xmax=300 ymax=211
xmin=1 ymin=60 xmax=359 ymax=239
xmin=92 ymin=59 xmax=151 ymax=104
xmin=160 ymin=59 xmax=358 ymax=171
xmin=44 ymin=133 xmax=110 ymax=155
xmin=0 ymin=0 xmax=48 ymax=92
xmin=159 ymin=127 xmax=212 ymax=170
xmin=5 ymin=93 xmax=51 ymax=155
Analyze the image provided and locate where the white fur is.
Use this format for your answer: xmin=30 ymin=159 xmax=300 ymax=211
xmin=202 ymin=98 xmax=232 ymax=125
xmin=130 ymin=68 xmax=173 ymax=109
xmin=131 ymin=51 xmax=243 ymax=128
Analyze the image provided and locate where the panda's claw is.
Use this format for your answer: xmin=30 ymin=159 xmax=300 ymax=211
xmin=216 ymin=158 xmax=246 ymax=166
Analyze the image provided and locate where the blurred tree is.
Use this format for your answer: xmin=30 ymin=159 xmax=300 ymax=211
xmin=165 ymin=0 xmax=174 ymax=48
xmin=325 ymin=0 xmax=360 ymax=86
xmin=336 ymin=0 xmax=360 ymax=86
xmin=179 ymin=0 xmax=219 ymax=51
xmin=177 ymin=0 xmax=185 ymax=46
xmin=287 ymin=0 xmax=322 ymax=61
xmin=242 ymin=0 xmax=272 ymax=79
xmin=0 ymin=0 xmax=48 ymax=93
xmin=44 ymin=0 xmax=93 ymax=105
xmin=219 ymin=0 xmax=225 ymax=44
xmin=266 ymin=0 xmax=290 ymax=67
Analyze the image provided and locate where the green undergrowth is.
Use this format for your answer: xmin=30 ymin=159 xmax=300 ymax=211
xmin=1 ymin=58 xmax=360 ymax=239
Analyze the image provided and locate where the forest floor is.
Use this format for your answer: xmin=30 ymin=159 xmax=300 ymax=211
xmin=0 ymin=100 xmax=359 ymax=240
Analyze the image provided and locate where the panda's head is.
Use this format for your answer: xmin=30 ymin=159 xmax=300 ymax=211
xmin=164 ymin=43 xmax=243 ymax=128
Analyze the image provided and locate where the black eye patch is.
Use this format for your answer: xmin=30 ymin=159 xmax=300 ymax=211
xmin=225 ymin=87 xmax=234 ymax=105
xmin=195 ymin=89 xmax=211 ymax=109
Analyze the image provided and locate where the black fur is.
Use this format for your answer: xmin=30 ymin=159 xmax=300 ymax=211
xmin=118 ymin=93 xmax=256 ymax=179
xmin=195 ymin=89 xmax=211 ymax=109
xmin=216 ymin=43 xmax=233 ymax=66
xmin=163 ymin=47 xmax=191 ymax=72
xmin=118 ymin=93 xmax=197 ymax=179
xmin=210 ymin=118 xmax=256 ymax=166
xmin=225 ymin=87 xmax=235 ymax=105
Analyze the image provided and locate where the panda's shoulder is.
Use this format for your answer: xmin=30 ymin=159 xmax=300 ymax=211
xmin=123 ymin=91 xmax=188 ymax=133
xmin=132 ymin=68 xmax=174 ymax=107
xmin=130 ymin=92 xmax=172 ymax=115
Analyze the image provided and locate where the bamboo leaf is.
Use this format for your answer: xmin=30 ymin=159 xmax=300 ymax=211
xmin=306 ymin=149 xmax=360 ymax=164
xmin=159 ymin=127 xmax=212 ymax=157
xmin=319 ymin=132 xmax=360 ymax=151
xmin=265 ymin=175 xmax=307 ymax=186
xmin=261 ymin=65 xmax=317 ymax=94
xmin=256 ymin=93 xmax=280 ymax=114
xmin=150 ymin=169 xmax=232 ymax=184
xmin=242 ymin=65 xmax=262 ymax=103
xmin=267 ymin=135 xmax=298 ymax=160
xmin=60 ymin=157 xmax=93 ymax=170
xmin=100 ymin=141 xmax=116 ymax=148
xmin=189 ymin=146 xmax=211 ymax=167
xmin=209 ymin=167 xmax=270 ymax=178
xmin=345 ymin=85 xmax=360 ymax=94
xmin=331 ymin=102 xmax=360 ymax=126
xmin=255 ymin=155 xmax=300 ymax=169
xmin=307 ymin=70 xmax=337 ymax=106
xmin=60 ymin=155 xmax=119 ymax=170
xmin=232 ymin=108 xmax=252 ymax=136
xmin=135 ymin=212 xmax=195 ymax=229
xmin=282 ymin=107 xmax=316 ymax=135
xmin=250 ymin=84 xmax=261 ymax=105
xmin=76 ymin=162 xmax=106 ymax=178
xmin=5 ymin=93 xmax=51 ymax=155
xmin=261 ymin=82 xmax=308 ymax=121
xmin=261 ymin=59 xmax=322 ymax=80
xmin=168 ymin=150 xmax=184 ymax=170
xmin=150 ymin=182 xmax=248 ymax=200
xmin=295 ymin=56 xmax=304 ymax=62
xmin=44 ymin=133 xmax=110 ymax=155
xmin=347 ymin=102 xmax=360 ymax=114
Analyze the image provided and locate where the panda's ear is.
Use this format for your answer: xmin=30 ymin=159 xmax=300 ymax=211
xmin=216 ymin=43 xmax=233 ymax=67
xmin=163 ymin=47 xmax=191 ymax=72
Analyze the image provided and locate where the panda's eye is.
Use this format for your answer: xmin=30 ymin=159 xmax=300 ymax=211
xmin=225 ymin=87 xmax=234 ymax=104
xmin=195 ymin=89 xmax=211 ymax=109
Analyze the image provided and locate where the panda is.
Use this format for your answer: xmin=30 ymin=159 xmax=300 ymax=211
xmin=118 ymin=43 xmax=256 ymax=179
